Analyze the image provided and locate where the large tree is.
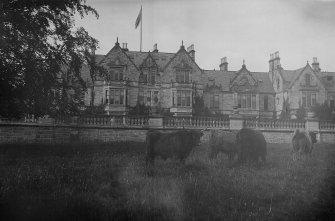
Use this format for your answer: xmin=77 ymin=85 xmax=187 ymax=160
xmin=0 ymin=0 xmax=99 ymax=118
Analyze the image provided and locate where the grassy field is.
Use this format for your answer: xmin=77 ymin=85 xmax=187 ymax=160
xmin=0 ymin=142 xmax=335 ymax=221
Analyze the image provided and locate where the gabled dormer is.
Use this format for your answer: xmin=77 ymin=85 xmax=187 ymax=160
xmin=174 ymin=60 xmax=193 ymax=83
xmin=139 ymin=52 xmax=159 ymax=84
xmin=99 ymin=39 xmax=139 ymax=82
xmin=162 ymin=42 xmax=203 ymax=84
xmin=288 ymin=63 xmax=324 ymax=90
xmin=230 ymin=62 xmax=258 ymax=93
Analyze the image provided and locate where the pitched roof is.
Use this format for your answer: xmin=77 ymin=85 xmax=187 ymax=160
xmin=80 ymin=54 xmax=106 ymax=85
xmin=279 ymin=67 xmax=305 ymax=89
xmin=203 ymin=70 xmax=275 ymax=93
xmin=203 ymin=70 xmax=235 ymax=92
xmin=251 ymin=72 xmax=275 ymax=93
xmin=317 ymin=72 xmax=335 ymax=92
xmin=125 ymin=51 xmax=175 ymax=71
xmin=95 ymin=54 xmax=105 ymax=64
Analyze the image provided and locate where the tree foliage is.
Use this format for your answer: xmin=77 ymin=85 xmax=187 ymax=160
xmin=192 ymin=95 xmax=212 ymax=116
xmin=0 ymin=0 xmax=99 ymax=118
xmin=296 ymin=105 xmax=306 ymax=121
xmin=279 ymin=97 xmax=290 ymax=120
xmin=311 ymin=102 xmax=334 ymax=121
xmin=128 ymin=102 xmax=151 ymax=116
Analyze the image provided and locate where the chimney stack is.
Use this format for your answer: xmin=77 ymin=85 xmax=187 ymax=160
xmin=219 ymin=57 xmax=228 ymax=71
xmin=153 ymin=43 xmax=158 ymax=53
xmin=269 ymin=51 xmax=281 ymax=72
xmin=187 ymin=44 xmax=195 ymax=61
xmin=312 ymin=57 xmax=321 ymax=72
xmin=122 ymin=43 xmax=128 ymax=51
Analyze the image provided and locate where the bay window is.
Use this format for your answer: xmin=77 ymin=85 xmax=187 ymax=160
xmin=173 ymin=90 xmax=191 ymax=107
xmin=237 ymin=94 xmax=256 ymax=109
xmin=302 ymin=92 xmax=316 ymax=108
xmin=106 ymin=88 xmax=124 ymax=105
xmin=138 ymin=89 xmax=152 ymax=106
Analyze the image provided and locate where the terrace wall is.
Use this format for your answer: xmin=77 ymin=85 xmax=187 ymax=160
xmin=0 ymin=122 xmax=334 ymax=145
xmin=1 ymin=115 xmax=335 ymax=144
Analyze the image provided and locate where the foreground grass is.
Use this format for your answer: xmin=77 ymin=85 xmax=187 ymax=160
xmin=0 ymin=142 xmax=335 ymax=221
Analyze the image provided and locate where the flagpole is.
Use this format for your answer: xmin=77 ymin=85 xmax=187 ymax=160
xmin=140 ymin=5 xmax=142 ymax=52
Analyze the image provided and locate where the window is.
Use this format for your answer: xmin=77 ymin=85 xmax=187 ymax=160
xmin=264 ymin=95 xmax=268 ymax=110
xmin=302 ymin=92 xmax=316 ymax=108
xmin=105 ymin=90 xmax=109 ymax=104
xmin=176 ymin=70 xmax=190 ymax=83
xmin=148 ymin=69 xmax=156 ymax=84
xmin=145 ymin=90 xmax=151 ymax=106
xmin=138 ymin=89 xmax=151 ymax=105
xmin=107 ymin=88 xmax=124 ymax=105
xmin=305 ymin=74 xmax=311 ymax=86
xmin=237 ymin=94 xmax=256 ymax=109
xmin=108 ymin=69 xmax=124 ymax=81
xmin=210 ymin=94 xmax=219 ymax=108
xmin=174 ymin=90 xmax=191 ymax=107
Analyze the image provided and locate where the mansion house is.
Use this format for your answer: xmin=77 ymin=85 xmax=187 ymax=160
xmin=81 ymin=39 xmax=335 ymax=118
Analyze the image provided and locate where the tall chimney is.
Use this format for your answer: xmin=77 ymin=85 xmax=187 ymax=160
xmin=187 ymin=44 xmax=195 ymax=61
xmin=153 ymin=43 xmax=158 ymax=53
xmin=312 ymin=57 xmax=320 ymax=72
xmin=122 ymin=43 xmax=128 ymax=51
xmin=269 ymin=51 xmax=281 ymax=72
xmin=269 ymin=53 xmax=274 ymax=72
xmin=273 ymin=51 xmax=281 ymax=68
xmin=219 ymin=57 xmax=228 ymax=71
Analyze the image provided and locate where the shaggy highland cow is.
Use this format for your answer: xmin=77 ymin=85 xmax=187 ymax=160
xmin=209 ymin=130 xmax=237 ymax=160
xmin=236 ymin=128 xmax=267 ymax=164
xmin=145 ymin=129 xmax=204 ymax=165
xmin=291 ymin=129 xmax=316 ymax=159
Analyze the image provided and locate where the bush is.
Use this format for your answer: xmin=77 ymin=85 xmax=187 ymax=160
xmin=128 ymin=102 xmax=151 ymax=116
xmin=311 ymin=103 xmax=334 ymax=120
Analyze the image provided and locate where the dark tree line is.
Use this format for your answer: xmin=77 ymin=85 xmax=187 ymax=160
xmin=0 ymin=0 xmax=103 ymax=118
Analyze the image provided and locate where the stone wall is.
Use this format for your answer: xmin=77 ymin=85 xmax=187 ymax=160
xmin=1 ymin=124 xmax=334 ymax=145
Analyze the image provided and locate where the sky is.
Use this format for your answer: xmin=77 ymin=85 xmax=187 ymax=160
xmin=75 ymin=0 xmax=335 ymax=72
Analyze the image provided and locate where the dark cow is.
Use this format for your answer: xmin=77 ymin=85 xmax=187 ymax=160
xmin=236 ymin=128 xmax=267 ymax=164
xmin=209 ymin=130 xmax=237 ymax=160
xmin=291 ymin=129 xmax=317 ymax=160
xmin=145 ymin=129 xmax=204 ymax=165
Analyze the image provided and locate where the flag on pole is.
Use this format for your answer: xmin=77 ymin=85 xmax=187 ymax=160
xmin=135 ymin=6 xmax=142 ymax=29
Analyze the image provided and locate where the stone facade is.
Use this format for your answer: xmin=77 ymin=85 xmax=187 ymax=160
xmin=82 ymin=41 xmax=334 ymax=118
xmin=269 ymin=53 xmax=335 ymax=118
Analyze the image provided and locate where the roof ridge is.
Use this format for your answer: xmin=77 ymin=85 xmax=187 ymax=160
xmin=126 ymin=50 xmax=175 ymax=55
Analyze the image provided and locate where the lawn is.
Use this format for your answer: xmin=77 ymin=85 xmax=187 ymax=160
xmin=0 ymin=142 xmax=335 ymax=221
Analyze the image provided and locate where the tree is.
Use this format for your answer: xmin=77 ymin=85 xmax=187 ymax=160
xmin=279 ymin=97 xmax=290 ymax=120
xmin=296 ymin=105 xmax=306 ymax=121
xmin=83 ymin=42 xmax=107 ymax=107
xmin=128 ymin=102 xmax=151 ymax=116
xmin=311 ymin=103 xmax=334 ymax=121
xmin=0 ymin=0 xmax=99 ymax=118
xmin=192 ymin=94 xmax=212 ymax=116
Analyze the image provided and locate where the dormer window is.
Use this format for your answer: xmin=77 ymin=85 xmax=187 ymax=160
xmin=141 ymin=67 xmax=157 ymax=84
xmin=176 ymin=69 xmax=190 ymax=83
xmin=148 ymin=68 xmax=156 ymax=84
xmin=305 ymin=74 xmax=311 ymax=86
xmin=108 ymin=68 xmax=124 ymax=81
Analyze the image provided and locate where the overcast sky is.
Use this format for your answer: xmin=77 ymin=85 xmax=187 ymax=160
xmin=75 ymin=0 xmax=335 ymax=72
